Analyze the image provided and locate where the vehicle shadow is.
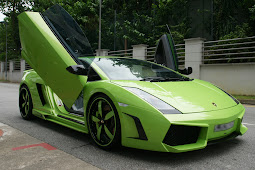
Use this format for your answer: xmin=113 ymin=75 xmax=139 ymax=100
xmin=19 ymin=116 xmax=93 ymax=145
xmin=19 ymin=116 xmax=246 ymax=168
xmin=111 ymin=138 xmax=244 ymax=166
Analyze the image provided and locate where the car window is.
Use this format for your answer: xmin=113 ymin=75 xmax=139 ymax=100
xmin=80 ymin=59 xmax=101 ymax=81
xmin=43 ymin=4 xmax=94 ymax=58
xmin=87 ymin=68 xmax=101 ymax=81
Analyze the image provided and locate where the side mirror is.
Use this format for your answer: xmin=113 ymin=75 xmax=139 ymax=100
xmin=66 ymin=65 xmax=88 ymax=75
xmin=187 ymin=67 xmax=192 ymax=75
xmin=179 ymin=67 xmax=192 ymax=75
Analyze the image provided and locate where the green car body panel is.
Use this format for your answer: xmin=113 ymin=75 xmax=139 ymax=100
xmin=18 ymin=10 xmax=247 ymax=153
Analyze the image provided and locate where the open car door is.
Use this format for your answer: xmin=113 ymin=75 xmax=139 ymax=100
xmin=154 ymin=33 xmax=192 ymax=75
xmin=18 ymin=5 xmax=94 ymax=108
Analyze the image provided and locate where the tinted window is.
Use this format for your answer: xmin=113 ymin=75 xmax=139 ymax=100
xmin=88 ymin=68 xmax=101 ymax=81
xmin=82 ymin=58 xmax=188 ymax=81
xmin=43 ymin=4 xmax=94 ymax=58
xmin=80 ymin=60 xmax=101 ymax=81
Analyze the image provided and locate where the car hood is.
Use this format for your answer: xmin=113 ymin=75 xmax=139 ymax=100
xmin=111 ymin=79 xmax=238 ymax=113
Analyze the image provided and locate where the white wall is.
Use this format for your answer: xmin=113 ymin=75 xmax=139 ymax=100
xmin=200 ymin=63 xmax=255 ymax=95
xmin=9 ymin=71 xmax=22 ymax=83
xmin=184 ymin=38 xmax=204 ymax=79
xmin=0 ymin=71 xmax=10 ymax=81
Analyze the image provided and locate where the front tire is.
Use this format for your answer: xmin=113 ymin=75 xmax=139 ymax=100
xmin=87 ymin=94 xmax=121 ymax=149
xmin=19 ymin=85 xmax=34 ymax=120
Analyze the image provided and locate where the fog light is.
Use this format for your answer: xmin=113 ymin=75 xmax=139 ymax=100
xmin=214 ymin=121 xmax=234 ymax=132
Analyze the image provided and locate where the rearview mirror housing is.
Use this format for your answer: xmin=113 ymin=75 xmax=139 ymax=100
xmin=179 ymin=67 xmax=192 ymax=75
xmin=66 ymin=65 xmax=88 ymax=75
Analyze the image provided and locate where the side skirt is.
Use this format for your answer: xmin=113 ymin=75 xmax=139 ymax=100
xmin=44 ymin=115 xmax=88 ymax=134
xmin=57 ymin=115 xmax=85 ymax=125
xmin=33 ymin=112 xmax=88 ymax=134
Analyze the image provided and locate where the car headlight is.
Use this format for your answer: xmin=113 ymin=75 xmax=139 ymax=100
xmin=124 ymin=87 xmax=181 ymax=114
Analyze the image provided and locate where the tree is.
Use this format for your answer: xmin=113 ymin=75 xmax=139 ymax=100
xmin=213 ymin=0 xmax=255 ymax=40
xmin=1 ymin=0 xmax=255 ymax=61
xmin=0 ymin=0 xmax=33 ymax=61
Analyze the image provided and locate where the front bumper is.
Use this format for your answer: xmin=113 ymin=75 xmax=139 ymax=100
xmin=119 ymin=103 xmax=247 ymax=153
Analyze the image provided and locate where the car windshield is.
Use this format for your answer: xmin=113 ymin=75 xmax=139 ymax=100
xmin=81 ymin=58 xmax=190 ymax=81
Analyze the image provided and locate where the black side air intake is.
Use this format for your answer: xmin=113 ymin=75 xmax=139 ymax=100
xmin=124 ymin=113 xmax=148 ymax=141
xmin=36 ymin=83 xmax=46 ymax=106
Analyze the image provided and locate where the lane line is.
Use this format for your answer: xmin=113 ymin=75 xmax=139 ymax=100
xmin=12 ymin=143 xmax=57 ymax=151
xmin=243 ymin=123 xmax=255 ymax=126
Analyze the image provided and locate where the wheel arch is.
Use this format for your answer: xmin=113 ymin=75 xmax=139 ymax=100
xmin=20 ymin=70 xmax=47 ymax=110
xmin=84 ymin=85 xmax=122 ymax=117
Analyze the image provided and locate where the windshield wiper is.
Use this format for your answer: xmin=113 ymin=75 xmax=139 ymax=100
xmin=163 ymin=77 xmax=193 ymax=81
xmin=140 ymin=77 xmax=165 ymax=82
xmin=140 ymin=77 xmax=192 ymax=82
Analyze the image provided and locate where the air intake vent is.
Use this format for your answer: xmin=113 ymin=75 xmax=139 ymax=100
xmin=163 ymin=125 xmax=201 ymax=146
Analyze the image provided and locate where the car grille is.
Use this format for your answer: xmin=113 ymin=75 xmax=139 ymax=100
xmin=163 ymin=125 xmax=201 ymax=146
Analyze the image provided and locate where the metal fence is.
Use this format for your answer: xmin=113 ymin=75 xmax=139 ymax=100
xmin=13 ymin=60 xmax=21 ymax=71
xmin=108 ymin=49 xmax=133 ymax=58
xmin=203 ymin=36 xmax=255 ymax=64
xmin=145 ymin=44 xmax=185 ymax=68
xmin=107 ymin=44 xmax=185 ymax=67
xmin=4 ymin=62 xmax=9 ymax=71
xmin=25 ymin=62 xmax=32 ymax=70
xmin=175 ymin=44 xmax=185 ymax=68
xmin=0 ymin=60 xmax=31 ymax=72
xmin=3 ymin=36 xmax=255 ymax=75
xmin=145 ymin=46 xmax=156 ymax=61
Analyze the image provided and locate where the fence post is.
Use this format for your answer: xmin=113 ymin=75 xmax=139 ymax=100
xmin=1 ymin=62 xmax=3 ymax=71
xmin=0 ymin=62 xmax=4 ymax=79
xmin=184 ymin=38 xmax=205 ymax=79
xmin=96 ymin=49 xmax=109 ymax=56
xmin=9 ymin=60 xmax=14 ymax=82
xmin=9 ymin=60 xmax=13 ymax=72
xmin=21 ymin=59 xmax=25 ymax=73
xmin=132 ymin=44 xmax=148 ymax=60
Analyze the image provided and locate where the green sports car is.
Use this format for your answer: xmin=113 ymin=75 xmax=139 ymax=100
xmin=18 ymin=5 xmax=247 ymax=153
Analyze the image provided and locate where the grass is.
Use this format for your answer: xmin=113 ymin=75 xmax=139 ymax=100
xmin=233 ymin=95 xmax=255 ymax=100
xmin=0 ymin=79 xmax=10 ymax=83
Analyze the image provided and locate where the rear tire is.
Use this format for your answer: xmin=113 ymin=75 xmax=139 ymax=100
xmin=87 ymin=94 xmax=121 ymax=149
xmin=19 ymin=85 xmax=35 ymax=120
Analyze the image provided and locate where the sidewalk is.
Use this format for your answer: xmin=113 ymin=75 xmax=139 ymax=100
xmin=0 ymin=122 xmax=99 ymax=170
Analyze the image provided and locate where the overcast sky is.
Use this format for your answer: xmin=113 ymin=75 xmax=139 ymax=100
xmin=0 ymin=13 xmax=6 ymax=22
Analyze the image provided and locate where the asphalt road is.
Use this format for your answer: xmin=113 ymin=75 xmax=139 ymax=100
xmin=0 ymin=83 xmax=254 ymax=170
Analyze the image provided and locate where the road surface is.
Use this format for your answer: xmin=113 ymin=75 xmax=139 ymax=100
xmin=0 ymin=83 xmax=254 ymax=169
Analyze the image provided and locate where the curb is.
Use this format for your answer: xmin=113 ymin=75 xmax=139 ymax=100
xmin=0 ymin=82 xmax=20 ymax=88
xmin=0 ymin=122 xmax=99 ymax=170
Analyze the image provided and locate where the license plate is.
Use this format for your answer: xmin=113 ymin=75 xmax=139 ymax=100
xmin=214 ymin=121 xmax=235 ymax=132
